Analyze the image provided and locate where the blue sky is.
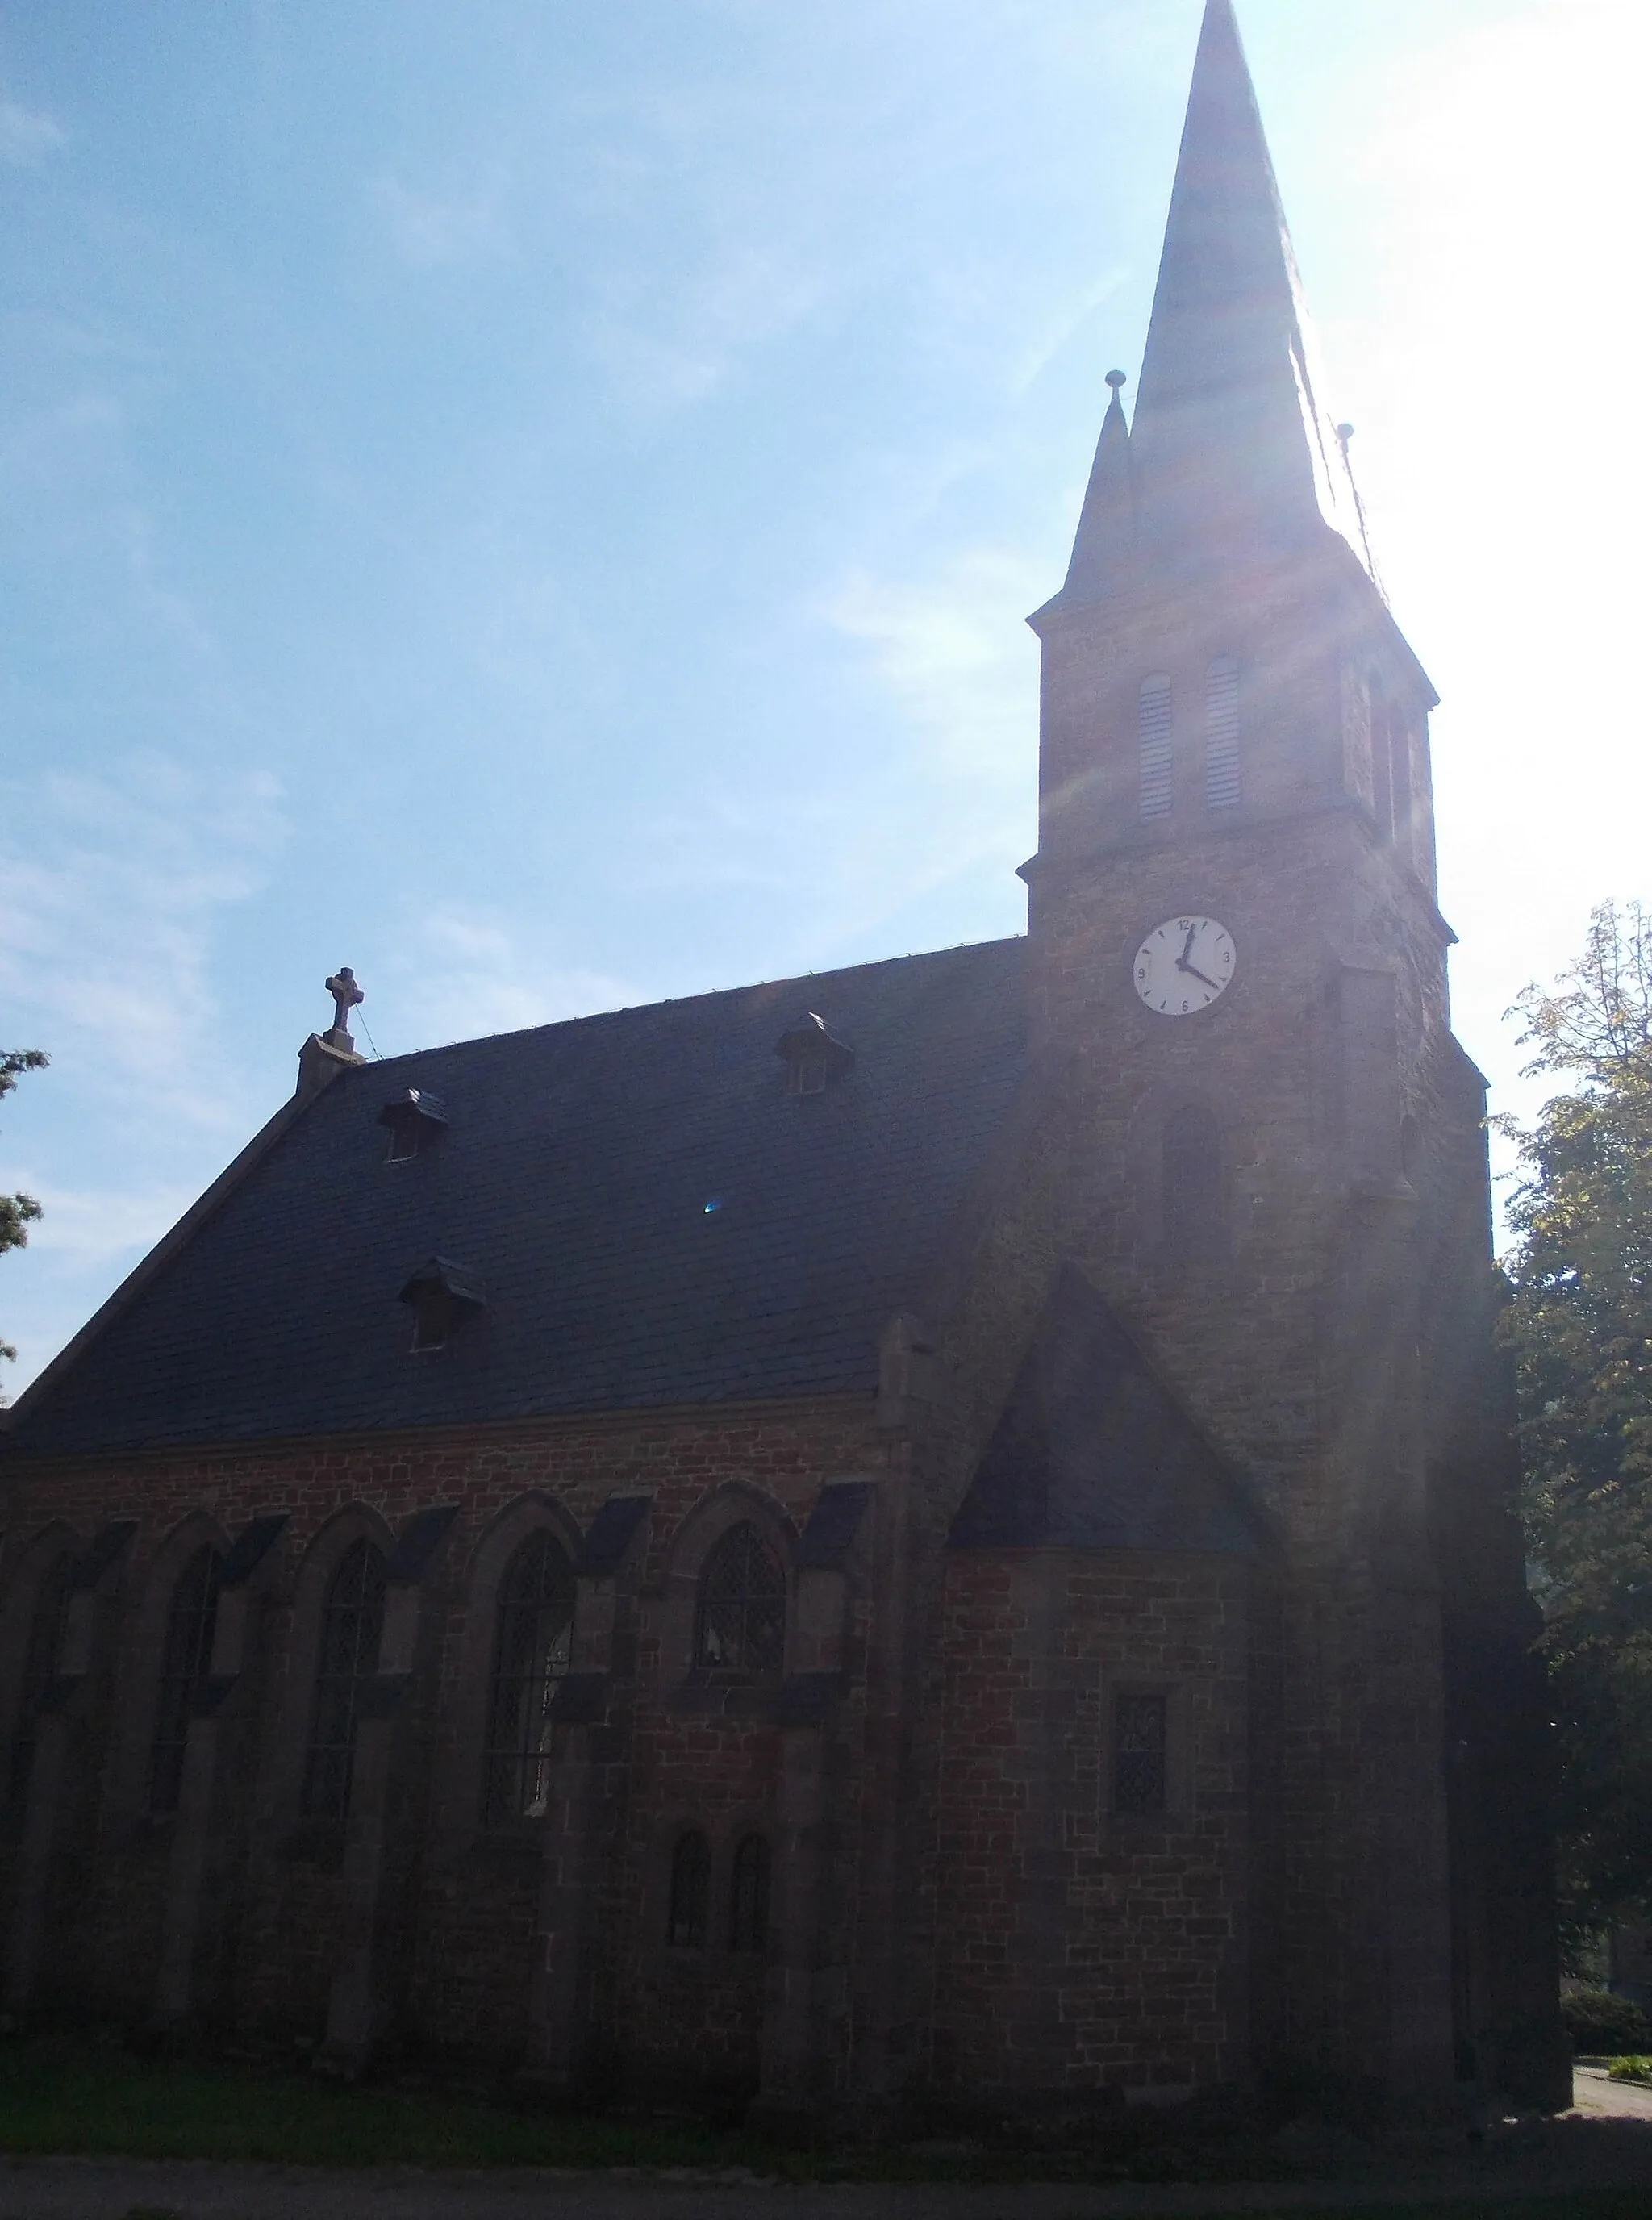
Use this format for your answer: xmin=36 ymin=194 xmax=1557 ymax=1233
xmin=2 ymin=0 xmax=1648 ymax=1392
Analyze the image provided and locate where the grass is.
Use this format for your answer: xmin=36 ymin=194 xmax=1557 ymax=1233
xmin=0 ymin=2036 xmax=1646 ymax=2220
xmin=1606 ymin=2055 xmax=1652 ymax=2087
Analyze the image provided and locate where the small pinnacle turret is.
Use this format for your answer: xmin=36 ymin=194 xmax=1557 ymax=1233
xmin=1061 ymin=370 xmax=1137 ymax=605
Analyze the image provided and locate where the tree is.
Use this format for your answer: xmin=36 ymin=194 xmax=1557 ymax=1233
xmin=1502 ymin=902 xmax=1652 ymax=1942
xmin=1 ymin=1048 xmax=48 ymax=1370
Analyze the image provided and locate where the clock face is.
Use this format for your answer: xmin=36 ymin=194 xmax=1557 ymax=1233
xmin=1133 ymin=915 xmax=1236 ymax=1016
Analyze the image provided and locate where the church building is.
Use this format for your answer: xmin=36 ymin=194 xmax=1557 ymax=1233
xmin=1 ymin=1 xmax=1564 ymax=2115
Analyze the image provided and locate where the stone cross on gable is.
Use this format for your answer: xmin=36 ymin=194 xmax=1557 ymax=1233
xmin=323 ymin=966 xmax=364 ymax=1053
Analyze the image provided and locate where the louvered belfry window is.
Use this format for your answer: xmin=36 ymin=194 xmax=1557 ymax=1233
xmin=149 ymin=1545 xmax=223 ymax=1815
xmin=1205 ymin=656 xmax=1241 ymax=807
xmin=1137 ymin=674 xmax=1174 ymax=820
xmin=1113 ymin=1692 xmax=1168 ymax=1816
xmin=302 ymin=1538 xmax=388 ymax=1821
xmin=483 ymin=1530 xmax=576 ymax=1824
xmin=695 ymin=1524 xmax=785 ymax=1673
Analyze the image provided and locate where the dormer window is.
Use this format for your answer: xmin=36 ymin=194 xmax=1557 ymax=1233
xmin=397 ymin=1256 xmax=486 ymax=1353
xmin=378 ymin=1088 xmax=449 ymax=1164
xmin=774 ymin=1012 xmax=853 ymax=1097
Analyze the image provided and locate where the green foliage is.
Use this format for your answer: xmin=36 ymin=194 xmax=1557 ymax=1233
xmin=1503 ymin=903 xmax=1652 ymax=1930
xmin=1607 ymin=2054 xmax=1652 ymax=2085
xmin=1559 ymin=1988 xmax=1652 ymax=2056
xmin=0 ymin=1047 xmax=48 ymax=1371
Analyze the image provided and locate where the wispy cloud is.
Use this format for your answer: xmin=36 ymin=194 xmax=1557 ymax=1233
xmin=369 ymin=166 xmax=512 ymax=268
xmin=386 ymin=903 xmax=640 ymax=1049
xmin=0 ymin=757 xmax=288 ymax=1126
xmin=0 ymin=95 xmax=64 ymax=168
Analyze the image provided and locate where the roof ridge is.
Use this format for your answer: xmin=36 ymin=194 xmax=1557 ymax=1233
xmin=362 ymin=935 xmax=1028 ymax=1072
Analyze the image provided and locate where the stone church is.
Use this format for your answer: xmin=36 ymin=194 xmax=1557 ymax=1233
xmin=1 ymin=0 xmax=1563 ymax=2116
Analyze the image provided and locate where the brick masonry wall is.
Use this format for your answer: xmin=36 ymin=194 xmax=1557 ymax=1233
xmin=932 ymin=1547 xmax=1249 ymax=2096
xmin=0 ymin=1395 xmax=882 ymax=2082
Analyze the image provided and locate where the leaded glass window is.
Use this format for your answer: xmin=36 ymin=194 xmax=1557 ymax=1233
xmin=695 ymin=1524 xmax=785 ymax=1674
xmin=483 ymin=1530 xmax=576 ymax=1824
xmin=149 ymin=1545 xmax=223 ymax=1815
xmin=302 ymin=1538 xmax=387 ymax=1821
xmin=6 ymin=1554 xmax=70 ymax=1820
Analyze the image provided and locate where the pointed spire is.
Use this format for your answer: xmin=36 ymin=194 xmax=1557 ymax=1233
xmin=1128 ymin=0 xmax=1364 ymax=574
xmin=1045 ymin=0 xmax=1367 ymax=613
xmin=1062 ymin=370 xmax=1137 ymax=603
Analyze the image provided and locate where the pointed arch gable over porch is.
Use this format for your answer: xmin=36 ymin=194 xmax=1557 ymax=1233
xmin=949 ymin=1264 xmax=1268 ymax=1555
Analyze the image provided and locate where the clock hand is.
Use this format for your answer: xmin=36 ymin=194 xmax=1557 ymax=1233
xmin=1176 ymin=959 xmax=1222 ymax=991
xmin=1180 ymin=923 xmax=1197 ymax=965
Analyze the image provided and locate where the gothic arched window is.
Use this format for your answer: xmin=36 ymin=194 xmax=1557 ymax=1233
xmin=149 ymin=1545 xmax=223 ymax=1816
xmin=668 ymin=1830 xmax=711 ymax=1947
xmin=6 ymin=1553 xmax=71 ymax=1820
xmin=695 ymin=1523 xmax=785 ymax=1674
xmin=302 ymin=1538 xmax=387 ymax=1821
xmin=1204 ymin=656 xmax=1241 ymax=808
xmin=1162 ymin=1104 xmax=1222 ymax=1258
xmin=1137 ymin=674 xmax=1174 ymax=820
xmin=729 ymin=1833 xmax=772 ymax=1954
xmin=483 ymin=1529 xmax=576 ymax=1825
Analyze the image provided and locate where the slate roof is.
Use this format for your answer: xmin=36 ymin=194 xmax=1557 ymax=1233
xmin=10 ymin=940 xmax=1030 ymax=1459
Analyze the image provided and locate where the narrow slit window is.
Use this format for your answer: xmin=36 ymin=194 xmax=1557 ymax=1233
xmin=1163 ymin=1103 xmax=1221 ymax=1258
xmin=483 ymin=1530 xmax=576 ymax=1825
xmin=668 ymin=1830 xmax=711 ymax=1947
xmin=1387 ymin=706 xmax=1414 ymax=863
xmin=149 ymin=1545 xmax=223 ymax=1816
xmin=1137 ymin=674 xmax=1174 ymax=820
xmin=1370 ymin=677 xmax=1394 ymax=839
xmin=729 ymin=1834 xmax=772 ymax=1953
xmin=302 ymin=1538 xmax=387 ymax=1821
xmin=1205 ymin=657 xmax=1241 ymax=808
xmin=1113 ymin=1692 xmax=1168 ymax=1816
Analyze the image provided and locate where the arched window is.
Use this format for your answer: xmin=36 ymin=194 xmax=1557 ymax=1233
xmin=1162 ymin=1104 xmax=1221 ymax=1258
xmin=483 ymin=1529 xmax=577 ymax=1825
xmin=668 ymin=1830 xmax=711 ymax=1947
xmin=695 ymin=1523 xmax=785 ymax=1673
xmin=1137 ymin=674 xmax=1174 ymax=820
xmin=6 ymin=1553 xmax=71 ymax=1820
xmin=302 ymin=1538 xmax=387 ymax=1821
xmin=1204 ymin=656 xmax=1241 ymax=808
xmin=149 ymin=1545 xmax=223 ymax=1816
xmin=729 ymin=1834 xmax=771 ymax=1954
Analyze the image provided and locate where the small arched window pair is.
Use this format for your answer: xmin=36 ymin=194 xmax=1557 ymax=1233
xmin=667 ymin=1830 xmax=771 ymax=1952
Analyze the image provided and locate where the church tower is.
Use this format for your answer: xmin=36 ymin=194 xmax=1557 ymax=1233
xmin=1012 ymin=0 xmax=1563 ymax=2103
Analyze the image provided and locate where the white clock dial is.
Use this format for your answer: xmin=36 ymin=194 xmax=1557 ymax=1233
xmin=1133 ymin=915 xmax=1236 ymax=1016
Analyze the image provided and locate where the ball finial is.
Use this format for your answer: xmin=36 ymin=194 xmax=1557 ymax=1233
xmin=1106 ymin=369 xmax=1128 ymax=391
xmin=1335 ymin=421 xmax=1355 ymax=446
